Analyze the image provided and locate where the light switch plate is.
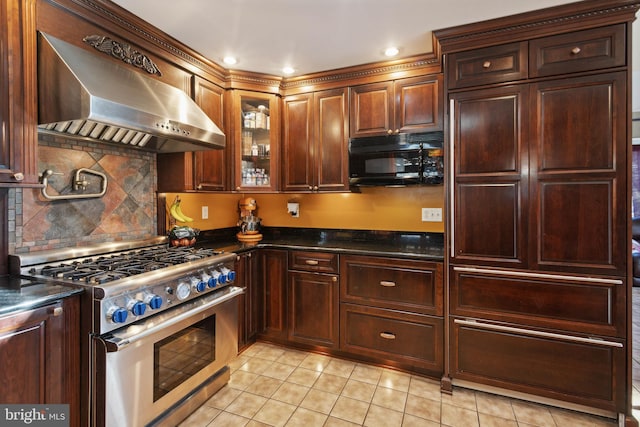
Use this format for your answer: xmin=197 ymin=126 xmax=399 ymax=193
xmin=202 ymin=206 xmax=208 ymax=219
xmin=422 ymin=208 xmax=442 ymax=222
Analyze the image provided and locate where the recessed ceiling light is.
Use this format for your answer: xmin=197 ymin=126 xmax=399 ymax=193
xmin=384 ymin=47 xmax=399 ymax=57
xmin=223 ymin=56 xmax=237 ymax=65
xmin=282 ymin=66 xmax=295 ymax=75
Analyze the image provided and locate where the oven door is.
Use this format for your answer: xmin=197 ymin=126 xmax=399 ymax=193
xmin=92 ymin=286 xmax=243 ymax=427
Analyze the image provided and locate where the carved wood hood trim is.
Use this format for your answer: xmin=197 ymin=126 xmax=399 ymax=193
xmin=83 ymin=34 xmax=162 ymax=76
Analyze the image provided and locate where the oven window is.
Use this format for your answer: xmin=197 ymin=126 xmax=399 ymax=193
xmin=153 ymin=315 xmax=216 ymax=401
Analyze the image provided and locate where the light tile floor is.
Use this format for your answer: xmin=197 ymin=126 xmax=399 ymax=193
xmin=180 ymin=340 xmax=623 ymax=427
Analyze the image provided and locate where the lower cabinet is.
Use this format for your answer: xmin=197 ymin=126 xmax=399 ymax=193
xmin=449 ymin=266 xmax=626 ymax=412
xmin=259 ymin=250 xmax=445 ymax=377
xmin=237 ymin=251 xmax=258 ymax=351
xmin=451 ymin=318 xmax=625 ymax=412
xmin=0 ymin=295 xmax=80 ymax=427
xmin=341 ymin=303 xmax=443 ymax=375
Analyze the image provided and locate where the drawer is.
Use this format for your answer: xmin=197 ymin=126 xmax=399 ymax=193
xmin=288 ymin=251 xmax=338 ymax=274
xmin=341 ymin=303 xmax=443 ymax=375
xmin=450 ymin=266 xmax=625 ymax=337
xmin=530 ymin=24 xmax=625 ymax=77
xmin=447 ymin=42 xmax=528 ymax=89
xmin=451 ymin=318 xmax=625 ymax=412
xmin=340 ymin=255 xmax=443 ymax=315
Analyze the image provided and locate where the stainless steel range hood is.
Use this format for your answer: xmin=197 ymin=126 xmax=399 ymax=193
xmin=37 ymin=33 xmax=225 ymax=152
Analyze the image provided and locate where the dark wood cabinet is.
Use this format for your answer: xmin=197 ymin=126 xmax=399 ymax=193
xmin=349 ymin=75 xmax=443 ymax=138
xmin=259 ymin=249 xmax=288 ymax=340
xmin=438 ymin=5 xmax=635 ymax=414
xmin=237 ymin=251 xmax=258 ymax=351
xmin=0 ymin=0 xmax=39 ymax=186
xmin=157 ymin=77 xmax=226 ymax=192
xmin=339 ymin=255 xmax=444 ymax=376
xmin=0 ymin=296 xmax=80 ymax=427
xmin=450 ymin=85 xmax=529 ymax=269
xmin=287 ymin=251 xmax=339 ymax=349
xmin=282 ymin=88 xmax=349 ymax=192
xmin=193 ymin=77 xmax=227 ymax=191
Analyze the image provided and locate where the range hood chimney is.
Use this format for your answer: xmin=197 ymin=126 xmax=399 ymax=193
xmin=37 ymin=32 xmax=225 ymax=152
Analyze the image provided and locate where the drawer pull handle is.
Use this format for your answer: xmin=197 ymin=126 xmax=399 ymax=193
xmin=380 ymin=281 xmax=396 ymax=287
xmin=454 ymin=319 xmax=623 ymax=348
xmin=482 ymin=61 xmax=491 ymax=68
xmin=305 ymin=260 xmax=319 ymax=266
xmin=380 ymin=332 xmax=396 ymax=340
xmin=571 ymin=47 xmax=581 ymax=55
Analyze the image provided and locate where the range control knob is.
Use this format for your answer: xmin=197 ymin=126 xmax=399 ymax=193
xmin=108 ymin=307 xmax=128 ymax=324
xmin=211 ymin=270 xmax=223 ymax=285
xmin=145 ymin=294 xmax=163 ymax=310
xmin=128 ymin=300 xmax=147 ymax=317
xmin=221 ymin=267 xmax=235 ymax=282
xmin=191 ymin=277 xmax=206 ymax=293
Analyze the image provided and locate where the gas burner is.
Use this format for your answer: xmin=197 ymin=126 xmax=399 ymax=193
xmin=33 ymin=244 xmax=225 ymax=284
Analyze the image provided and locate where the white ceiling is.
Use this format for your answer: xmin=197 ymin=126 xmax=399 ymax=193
xmin=111 ymin=0 xmax=578 ymax=77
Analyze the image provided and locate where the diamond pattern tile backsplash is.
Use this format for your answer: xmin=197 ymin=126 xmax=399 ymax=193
xmin=13 ymin=134 xmax=157 ymax=253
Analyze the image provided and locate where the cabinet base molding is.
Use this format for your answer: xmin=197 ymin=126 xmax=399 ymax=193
xmin=452 ymin=379 xmax=619 ymax=421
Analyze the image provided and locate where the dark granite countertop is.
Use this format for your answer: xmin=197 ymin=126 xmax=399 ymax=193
xmin=0 ymin=276 xmax=83 ymax=318
xmin=197 ymin=227 xmax=445 ymax=261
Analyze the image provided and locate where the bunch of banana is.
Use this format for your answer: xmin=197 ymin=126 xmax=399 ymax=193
xmin=169 ymin=197 xmax=193 ymax=223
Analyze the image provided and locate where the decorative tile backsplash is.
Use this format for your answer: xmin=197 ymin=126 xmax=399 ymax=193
xmin=11 ymin=134 xmax=157 ymax=253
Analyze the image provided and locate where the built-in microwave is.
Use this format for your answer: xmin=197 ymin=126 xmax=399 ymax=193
xmin=348 ymin=131 xmax=444 ymax=187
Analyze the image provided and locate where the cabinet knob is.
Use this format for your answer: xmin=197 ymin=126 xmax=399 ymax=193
xmin=313 ymin=185 xmax=318 ymax=191
xmin=571 ymin=47 xmax=581 ymax=55
xmin=308 ymin=185 xmax=313 ymax=190
xmin=380 ymin=332 xmax=396 ymax=340
xmin=394 ymin=129 xmax=400 ymax=134
xmin=387 ymin=129 xmax=393 ymax=135
xmin=196 ymin=184 xmax=203 ymax=190
xmin=331 ymin=276 xmax=337 ymax=282
xmin=236 ymin=186 xmax=241 ymax=191
xmin=483 ymin=61 xmax=491 ymax=69
xmin=13 ymin=172 xmax=24 ymax=181
xmin=51 ymin=307 xmax=63 ymax=317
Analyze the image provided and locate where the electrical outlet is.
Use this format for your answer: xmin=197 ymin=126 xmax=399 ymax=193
xmin=201 ymin=206 xmax=208 ymax=220
xmin=422 ymin=208 xmax=442 ymax=222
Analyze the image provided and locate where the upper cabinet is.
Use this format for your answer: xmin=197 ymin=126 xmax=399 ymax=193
xmin=232 ymin=91 xmax=280 ymax=192
xmin=157 ymin=76 xmax=226 ymax=192
xmin=0 ymin=0 xmax=39 ymax=187
xmin=192 ymin=77 xmax=227 ymax=191
xmin=349 ymin=75 xmax=443 ymax=138
xmin=282 ymin=88 xmax=349 ymax=192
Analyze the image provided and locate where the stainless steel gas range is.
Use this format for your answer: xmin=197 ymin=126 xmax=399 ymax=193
xmin=10 ymin=237 xmax=243 ymax=427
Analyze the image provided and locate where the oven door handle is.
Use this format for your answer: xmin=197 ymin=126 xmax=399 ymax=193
xmin=103 ymin=286 xmax=244 ymax=352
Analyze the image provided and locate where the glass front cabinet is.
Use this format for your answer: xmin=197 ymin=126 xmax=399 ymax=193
xmin=232 ymin=91 xmax=279 ymax=192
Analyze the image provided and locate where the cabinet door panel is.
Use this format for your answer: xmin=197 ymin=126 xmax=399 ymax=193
xmin=194 ymin=77 xmax=226 ymax=191
xmin=531 ymin=73 xmax=625 ymax=275
xmin=260 ymin=249 xmax=288 ymax=339
xmin=454 ymin=89 xmax=525 ymax=175
xmin=283 ymin=94 xmax=313 ymax=191
xmin=340 ymin=255 xmax=442 ymax=315
xmin=451 ymin=319 xmax=625 ymax=412
xmin=447 ymin=42 xmax=528 ymax=89
xmin=341 ymin=303 xmax=443 ymax=375
xmin=349 ymin=82 xmax=393 ymax=137
xmin=315 ymin=88 xmax=349 ymax=191
xmin=288 ymin=271 xmax=339 ymax=348
xmin=395 ymin=75 xmax=443 ymax=132
xmin=0 ymin=315 xmax=46 ymax=402
xmin=530 ymin=24 xmax=625 ymax=78
xmin=454 ymin=182 xmax=525 ymax=265
xmin=450 ymin=268 xmax=624 ymax=337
